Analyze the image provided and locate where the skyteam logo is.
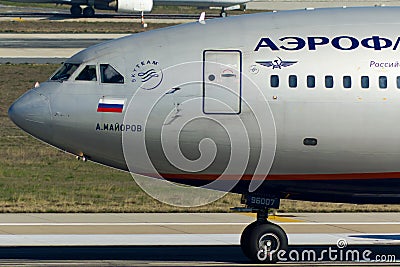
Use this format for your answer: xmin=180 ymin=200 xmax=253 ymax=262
xmin=131 ymin=60 xmax=163 ymax=90
xmin=256 ymin=57 xmax=297 ymax=69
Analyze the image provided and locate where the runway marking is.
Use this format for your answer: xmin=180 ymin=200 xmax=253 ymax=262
xmin=0 ymin=222 xmax=399 ymax=226
xmin=0 ymin=233 xmax=399 ymax=246
xmin=240 ymin=212 xmax=303 ymax=222
xmin=0 ymin=234 xmax=240 ymax=246
xmin=277 ymin=222 xmax=400 ymax=225
xmin=0 ymin=48 xmax=81 ymax=58
xmin=11 ymin=18 xmax=24 ymax=22
xmin=0 ymin=33 xmax=129 ymax=39
xmin=0 ymin=223 xmax=248 ymax=226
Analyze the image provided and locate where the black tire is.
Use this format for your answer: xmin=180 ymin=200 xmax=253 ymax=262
xmin=220 ymin=11 xmax=227 ymax=17
xmin=83 ymin=7 xmax=95 ymax=17
xmin=240 ymin=221 xmax=260 ymax=259
xmin=70 ymin=5 xmax=82 ymax=17
xmin=241 ymin=222 xmax=288 ymax=263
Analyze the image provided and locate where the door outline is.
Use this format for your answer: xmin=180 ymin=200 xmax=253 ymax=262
xmin=202 ymin=49 xmax=242 ymax=115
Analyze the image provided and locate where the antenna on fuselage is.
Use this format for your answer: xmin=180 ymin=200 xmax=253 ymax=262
xmin=198 ymin=12 xmax=206 ymax=24
xmin=141 ymin=11 xmax=147 ymax=28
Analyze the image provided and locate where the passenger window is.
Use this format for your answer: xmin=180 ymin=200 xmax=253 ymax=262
xmin=325 ymin=75 xmax=334 ymax=88
xmin=343 ymin=76 xmax=351 ymax=88
xmin=76 ymin=65 xmax=97 ymax=81
xmin=379 ymin=76 xmax=387 ymax=89
xmin=270 ymin=75 xmax=279 ymax=88
xmin=288 ymin=75 xmax=297 ymax=88
xmin=303 ymin=138 xmax=317 ymax=146
xmin=397 ymin=76 xmax=400 ymax=89
xmin=307 ymin=75 xmax=315 ymax=88
xmin=51 ymin=63 xmax=80 ymax=81
xmin=361 ymin=76 xmax=369 ymax=89
xmin=100 ymin=64 xmax=124 ymax=84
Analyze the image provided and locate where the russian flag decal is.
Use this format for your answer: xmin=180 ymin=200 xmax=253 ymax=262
xmin=97 ymin=98 xmax=125 ymax=113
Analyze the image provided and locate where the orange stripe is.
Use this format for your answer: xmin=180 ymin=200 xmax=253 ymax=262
xmin=158 ymin=172 xmax=400 ymax=181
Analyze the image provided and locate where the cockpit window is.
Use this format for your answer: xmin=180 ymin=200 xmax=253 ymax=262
xmin=100 ymin=64 xmax=124 ymax=84
xmin=51 ymin=63 xmax=80 ymax=81
xmin=76 ymin=65 xmax=97 ymax=81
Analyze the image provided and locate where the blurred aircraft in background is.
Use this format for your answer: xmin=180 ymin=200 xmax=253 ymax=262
xmin=8 ymin=0 xmax=248 ymax=17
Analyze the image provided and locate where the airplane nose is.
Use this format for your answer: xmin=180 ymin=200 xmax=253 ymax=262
xmin=8 ymin=89 xmax=52 ymax=141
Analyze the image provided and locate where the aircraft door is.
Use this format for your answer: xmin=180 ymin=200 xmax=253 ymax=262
xmin=203 ymin=50 xmax=242 ymax=114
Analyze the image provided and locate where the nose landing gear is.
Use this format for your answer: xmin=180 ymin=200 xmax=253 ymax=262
xmin=70 ymin=5 xmax=82 ymax=17
xmin=70 ymin=4 xmax=95 ymax=17
xmin=220 ymin=8 xmax=227 ymax=17
xmin=233 ymin=194 xmax=288 ymax=263
xmin=83 ymin=6 xmax=95 ymax=17
xmin=241 ymin=221 xmax=288 ymax=263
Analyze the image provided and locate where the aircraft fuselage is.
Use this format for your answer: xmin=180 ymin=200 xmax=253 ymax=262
xmin=9 ymin=7 xmax=400 ymax=204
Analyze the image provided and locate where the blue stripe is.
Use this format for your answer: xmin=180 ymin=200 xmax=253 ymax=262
xmin=350 ymin=235 xmax=400 ymax=241
xmin=98 ymin=103 xmax=123 ymax=109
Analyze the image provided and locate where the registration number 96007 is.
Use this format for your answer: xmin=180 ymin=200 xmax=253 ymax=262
xmin=246 ymin=195 xmax=280 ymax=209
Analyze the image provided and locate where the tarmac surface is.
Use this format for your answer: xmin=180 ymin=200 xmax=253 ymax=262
xmin=0 ymin=213 xmax=399 ymax=265
xmin=0 ymin=33 xmax=127 ymax=63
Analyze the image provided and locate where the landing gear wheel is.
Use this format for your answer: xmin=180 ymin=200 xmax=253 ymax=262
xmin=240 ymin=221 xmax=259 ymax=259
xmin=83 ymin=6 xmax=95 ymax=17
xmin=220 ymin=11 xmax=227 ymax=17
xmin=241 ymin=222 xmax=288 ymax=263
xmin=70 ymin=5 xmax=82 ymax=17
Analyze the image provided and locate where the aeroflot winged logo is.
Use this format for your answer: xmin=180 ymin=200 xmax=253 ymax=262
xmin=131 ymin=60 xmax=163 ymax=90
xmin=256 ymin=57 xmax=297 ymax=69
